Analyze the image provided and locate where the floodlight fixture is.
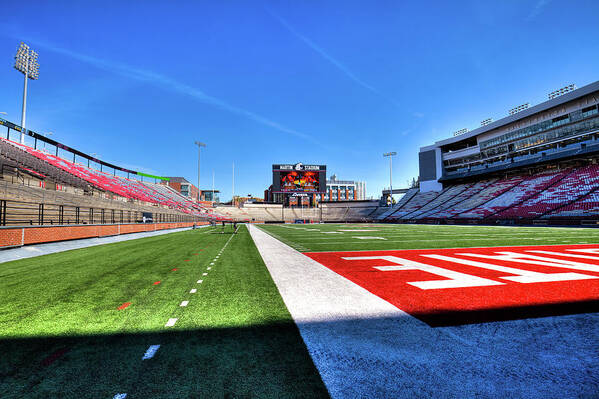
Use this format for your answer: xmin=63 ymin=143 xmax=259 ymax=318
xmin=509 ymin=103 xmax=530 ymax=116
xmin=481 ymin=118 xmax=493 ymax=127
xmin=383 ymin=152 xmax=396 ymax=205
xmin=14 ymin=42 xmax=40 ymax=144
xmin=195 ymin=141 xmax=207 ymax=202
xmin=453 ymin=128 xmax=468 ymax=137
xmin=548 ymin=84 xmax=576 ymax=100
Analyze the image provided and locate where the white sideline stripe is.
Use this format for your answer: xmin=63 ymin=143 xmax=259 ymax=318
xmin=113 ymin=394 xmax=127 ymax=399
xmin=165 ymin=318 xmax=177 ymax=327
xmin=248 ymin=224 xmax=413 ymax=398
xmin=248 ymin=224 xmax=407 ymax=323
xmin=190 ymin=289 xmax=197 ymax=293
xmin=142 ymin=345 xmax=160 ymax=360
xmin=180 ymin=301 xmax=189 ymax=307
xmin=197 ymin=279 xmax=203 ymax=283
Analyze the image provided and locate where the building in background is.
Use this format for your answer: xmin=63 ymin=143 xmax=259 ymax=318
xmin=161 ymin=177 xmax=199 ymax=201
xmin=419 ymin=81 xmax=599 ymax=192
xmin=324 ymin=174 xmax=366 ymax=201
xmin=161 ymin=176 xmax=220 ymax=203
xmin=201 ymin=190 xmax=220 ymax=203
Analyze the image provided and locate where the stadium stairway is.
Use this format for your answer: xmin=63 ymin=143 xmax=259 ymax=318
xmin=450 ymin=176 xmax=524 ymax=220
xmin=386 ymin=190 xmax=441 ymax=220
xmin=398 ymin=184 xmax=470 ymax=220
xmin=376 ymin=188 xmax=418 ymax=220
xmin=415 ymin=179 xmax=496 ymax=220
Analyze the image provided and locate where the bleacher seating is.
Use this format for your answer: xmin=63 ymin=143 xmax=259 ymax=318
xmin=1 ymin=137 xmax=210 ymax=218
xmin=376 ymin=188 xmax=418 ymax=220
xmin=405 ymin=183 xmax=472 ymax=219
xmin=544 ymin=188 xmax=599 ymax=218
xmin=378 ymin=164 xmax=599 ymax=222
xmin=8 ymin=132 xmax=599 ymax=225
xmin=445 ymin=176 xmax=523 ymax=219
xmin=495 ymin=165 xmax=599 ymax=219
xmin=457 ymin=169 xmax=570 ymax=219
xmin=387 ymin=191 xmax=439 ymax=219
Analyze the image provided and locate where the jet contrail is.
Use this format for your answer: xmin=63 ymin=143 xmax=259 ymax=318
xmin=266 ymin=8 xmax=402 ymax=108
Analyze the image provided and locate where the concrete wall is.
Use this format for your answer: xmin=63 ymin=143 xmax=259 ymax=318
xmin=0 ymin=221 xmax=204 ymax=248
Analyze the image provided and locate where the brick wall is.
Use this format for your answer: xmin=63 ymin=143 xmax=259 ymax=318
xmin=0 ymin=221 xmax=206 ymax=248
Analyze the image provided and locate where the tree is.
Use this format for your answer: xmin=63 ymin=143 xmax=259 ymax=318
xmin=407 ymin=177 xmax=420 ymax=189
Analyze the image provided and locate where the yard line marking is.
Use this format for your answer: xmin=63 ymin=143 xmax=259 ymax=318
xmin=180 ymin=301 xmax=189 ymax=307
xmin=197 ymin=279 xmax=203 ymax=283
xmin=202 ymin=273 xmax=208 ymax=276
xmin=113 ymin=394 xmax=127 ymax=399
xmin=117 ymin=302 xmax=131 ymax=310
xmin=165 ymin=318 xmax=178 ymax=327
xmin=142 ymin=345 xmax=160 ymax=360
xmin=153 ymin=281 xmax=161 ymax=285
xmin=190 ymin=289 xmax=197 ymax=293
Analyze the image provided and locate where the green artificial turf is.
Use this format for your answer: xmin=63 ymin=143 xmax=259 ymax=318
xmin=257 ymin=223 xmax=599 ymax=252
xmin=0 ymin=225 xmax=329 ymax=398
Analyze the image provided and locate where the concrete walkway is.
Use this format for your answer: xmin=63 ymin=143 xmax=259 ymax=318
xmin=248 ymin=224 xmax=599 ymax=399
xmin=0 ymin=226 xmax=204 ymax=264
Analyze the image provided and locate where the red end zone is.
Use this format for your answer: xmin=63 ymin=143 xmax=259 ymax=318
xmin=304 ymin=244 xmax=599 ymax=326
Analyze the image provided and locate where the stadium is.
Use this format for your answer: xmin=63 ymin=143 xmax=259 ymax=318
xmin=2 ymin=3 xmax=599 ymax=398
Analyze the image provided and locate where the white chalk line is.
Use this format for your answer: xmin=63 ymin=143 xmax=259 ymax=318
xmin=165 ymin=318 xmax=177 ymax=327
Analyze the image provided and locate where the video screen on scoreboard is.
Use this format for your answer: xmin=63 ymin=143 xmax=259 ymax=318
xmin=280 ymin=170 xmax=320 ymax=192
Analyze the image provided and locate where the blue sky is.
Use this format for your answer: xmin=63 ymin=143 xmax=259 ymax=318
xmin=0 ymin=1 xmax=598 ymax=200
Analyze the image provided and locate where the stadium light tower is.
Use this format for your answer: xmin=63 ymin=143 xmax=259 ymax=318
xmin=194 ymin=141 xmax=206 ymax=203
xmin=14 ymin=42 xmax=40 ymax=144
xmin=383 ymin=151 xmax=397 ymax=206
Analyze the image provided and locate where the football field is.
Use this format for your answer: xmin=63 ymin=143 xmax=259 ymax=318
xmin=257 ymin=222 xmax=599 ymax=252
xmin=1 ymin=223 xmax=599 ymax=398
xmin=254 ymin=223 xmax=599 ymax=398
xmin=0 ymin=226 xmax=327 ymax=398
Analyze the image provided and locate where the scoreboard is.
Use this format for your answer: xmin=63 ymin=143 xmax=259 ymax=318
xmin=272 ymin=163 xmax=326 ymax=193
